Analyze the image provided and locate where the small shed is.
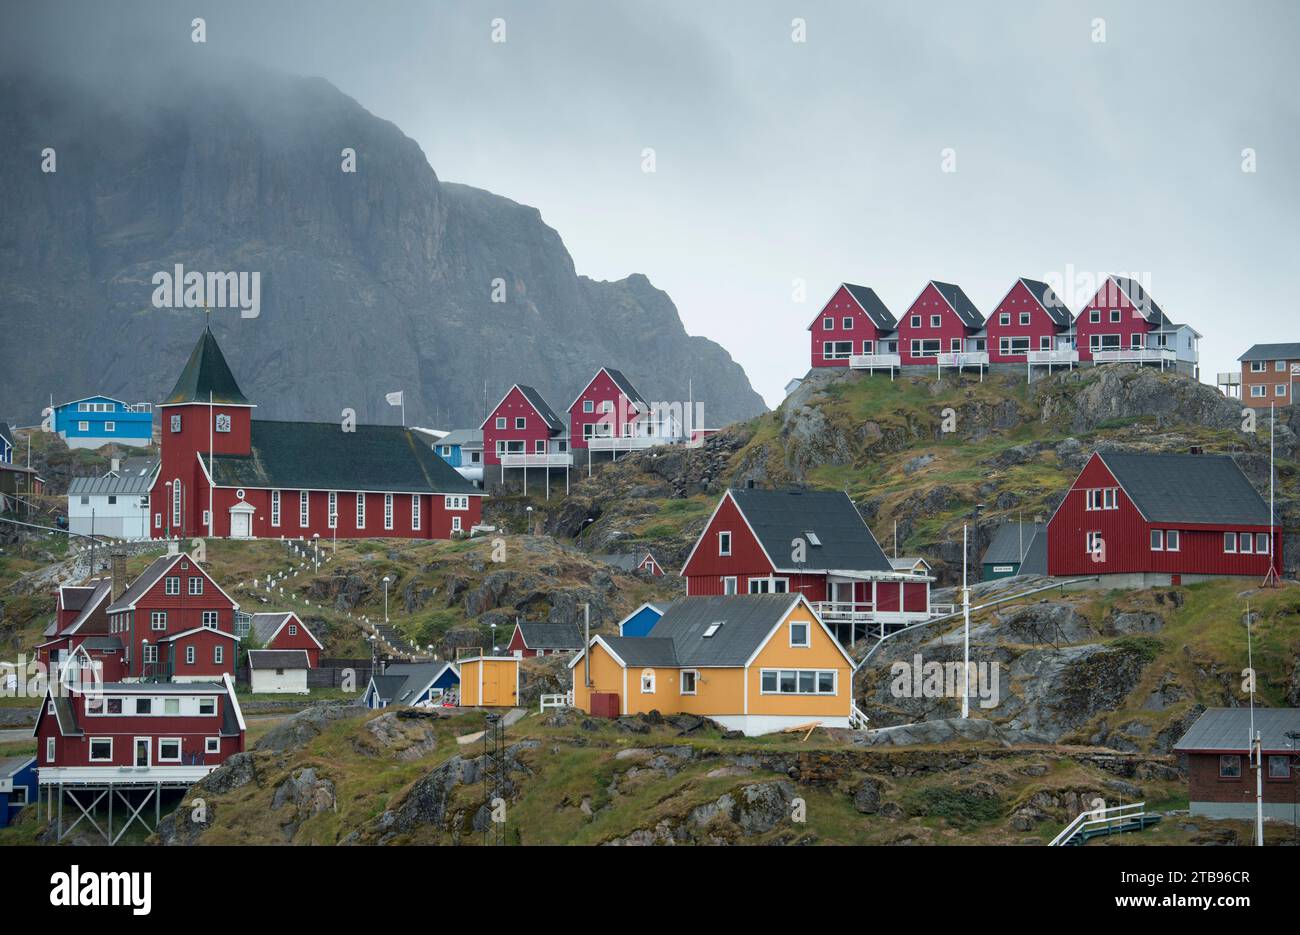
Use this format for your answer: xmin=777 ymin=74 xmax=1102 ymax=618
xmin=617 ymin=601 xmax=667 ymax=638
xmin=1174 ymin=707 xmax=1300 ymax=822
xmin=0 ymin=756 xmax=36 ymax=828
xmin=457 ymin=656 xmax=520 ymax=707
xmin=247 ymin=649 xmax=310 ymax=694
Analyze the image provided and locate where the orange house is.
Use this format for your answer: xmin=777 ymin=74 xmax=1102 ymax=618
xmin=568 ymin=594 xmax=862 ymax=736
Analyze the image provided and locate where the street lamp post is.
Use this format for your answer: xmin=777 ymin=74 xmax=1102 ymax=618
xmin=313 ymin=533 xmax=320 ymax=572
xmin=382 ymin=575 xmax=391 ymax=625
xmin=490 ymin=621 xmax=497 ymax=653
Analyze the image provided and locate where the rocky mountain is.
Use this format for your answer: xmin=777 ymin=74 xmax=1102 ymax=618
xmin=0 ymin=61 xmax=765 ymax=427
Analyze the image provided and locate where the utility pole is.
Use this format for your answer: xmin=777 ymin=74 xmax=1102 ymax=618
xmin=583 ymin=602 xmax=591 ymax=689
xmin=961 ymin=524 xmax=970 ymax=719
xmin=1247 ymin=602 xmax=1263 ymax=846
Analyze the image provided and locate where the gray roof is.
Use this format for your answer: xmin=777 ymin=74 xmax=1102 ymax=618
xmin=251 ymin=612 xmax=294 ymax=644
xmin=1239 ymin=343 xmax=1300 ymax=363
xmin=842 ymin=284 xmax=899 ymax=331
xmin=55 ymin=579 xmax=112 ymax=637
xmin=595 ymin=552 xmax=654 ymax=572
xmin=1109 ymin=276 xmax=1171 ymax=326
xmin=439 ymin=428 xmax=484 ymax=449
xmin=516 ymin=621 xmax=583 ymax=650
xmin=727 ymin=487 xmax=893 ymax=574
xmin=642 ymin=594 xmax=808 ymax=667
xmin=0 ymin=755 xmax=34 ymax=779
xmin=373 ymin=661 xmax=456 ymax=705
xmin=1017 ymin=278 xmax=1073 ymax=327
xmin=247 ymin=649 xmax=310 ymax=670
xmin=516 ymin=385 xmax=565 ymax=433
xmin=603 ymin=368 xmax=649 ymax=410
xmin=1174 ymin=707 xmax=1300 ymax=754
xmin=0 ymin=422 xmax=13 ymax=448
xmin=930 ymin=281 xmax=985 ymax=328
xmin=982 ymin=522 xmax=1046 ymax=566
xmin=600 ymin=635 xmax=681 ymax=667
xmin=1016 ymin=529 xmax=1048 ymax=577
xmin=79 ymin=635 xmax=124 ymax=651
xmin=1098 ymin=452 xmax=1270 ymax=525
xmin=106 ymin=554 xmax=184 ymax=613
xmin=95 ymin=681 xmax=227 ymax=692
xmin=50 ymin=697 xmax=81 ymax=736
xmin=69 ymin=460 xmax=157 ymax=496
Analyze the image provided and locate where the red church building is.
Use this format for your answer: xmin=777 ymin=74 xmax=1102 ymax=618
xmin=149 ymin=325 xmax=483 ymax=540
xmin=986 ymin=277 xmax=1075 ymax=371
xmin=1046 ymin=451 xmax=1282 ymax=584
xmin=251 ymin=611 xmax=322 ymax=667
xmin=681 ymin=486 xmax=936 ymax=646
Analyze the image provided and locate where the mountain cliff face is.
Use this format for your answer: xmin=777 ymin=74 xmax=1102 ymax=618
xmin=0 ymin=62 xmax=765 ymax=427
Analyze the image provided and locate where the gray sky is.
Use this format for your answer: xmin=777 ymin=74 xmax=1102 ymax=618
xmin=10 ymin=0 xmax=1300 ymax=407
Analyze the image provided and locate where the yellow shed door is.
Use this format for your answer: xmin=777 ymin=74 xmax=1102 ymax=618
xmin=482 ymin=663 xmax=501 ymax=706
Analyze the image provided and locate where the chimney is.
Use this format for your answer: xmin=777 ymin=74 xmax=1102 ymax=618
xmin=110 ymin=552 xmax=127 ymax=601
xmin=110 ymin=458 xmax=120 ymax=473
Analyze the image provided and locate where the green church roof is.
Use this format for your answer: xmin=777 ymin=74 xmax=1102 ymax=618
xmin=163 ymin=327 xmax=252 ymax=406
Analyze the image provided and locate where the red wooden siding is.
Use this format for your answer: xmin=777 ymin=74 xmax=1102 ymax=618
xmin=203 ymin=487 xmax=481 ymax=540
xmin=569 ymin=370 xmax=638 ymax=450
xmin=986 ymin=280 xmax=1068 ymax=363
xmin=682 ymin=494 xmax=775 ymax=592
xmin=482 ymin=386 xmax=557 ymax=466
xmin=1074 ymin=281 xmax=1154 ymax=362
xmin=266 ymin=619 xmax=321 ymax=667
xmin=895 ymin=283 xmax=977 ymax=366
xmin=808 ymin=286 xmax=890 ymax=368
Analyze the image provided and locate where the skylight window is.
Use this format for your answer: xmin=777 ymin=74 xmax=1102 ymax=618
xmin=703 ymin=622 xmax=723 ymax=638
xmin=805 ymin=531 xmax=822 ymax=546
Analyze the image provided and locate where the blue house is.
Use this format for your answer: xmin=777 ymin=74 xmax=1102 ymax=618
xmin=363 ymin=661 xmax=459 ymax=709
xmin=431 ymin=428 xmax=484 ymax=486
xmin=53 ymin=396 xmax=154 ymax=450
xmin=0 ymin=422 xmax=13 ymax=465
xmin=0 ymin=756 xmax=36 ymax=828
xmin=617 ymin=601 xmax=668 ymax=638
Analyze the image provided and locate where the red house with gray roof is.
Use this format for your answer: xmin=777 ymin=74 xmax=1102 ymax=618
xmin=1046 ymin=451 xmax=1281 ymax=583
xmin=481 ymin=384 xmax=570 ymax=471
xmin=986 ymin=278 xmax=1075 ymax=367
xmin=36 ymin=578 xmax=127 ymax=682
xmin=1074 ymin=276 xmax=1200 ymax=375
xmin=808 ymin=284 xmax=900 ymax=370
xmin=250 ymin=611 xmax=322 ymax=667
xmin=895 ymin=281 xmax=987 ymax=369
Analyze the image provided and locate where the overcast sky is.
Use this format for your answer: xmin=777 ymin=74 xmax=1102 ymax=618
xmin=9 ymin=0 xmax=1300 ymax=407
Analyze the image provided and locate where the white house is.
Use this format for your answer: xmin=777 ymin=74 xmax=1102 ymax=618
xmin=67 ymin=458 xmax=157 ymax=538
xmin=247 ymin=649 xmax=310 ymax=694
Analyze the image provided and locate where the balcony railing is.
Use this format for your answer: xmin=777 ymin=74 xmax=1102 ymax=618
xmin=1026 ymin=349 xmax=1080 ymax=364
xmin=38 ymin=764 xmax=221 ymax=785
xmin=1091 ymin=347 xmax=1176 ymax=364
xmin=499 ymin=452 xmax=573 ymax=468
xmin=849 ymin=353 xmax=902 ymax=370
xmin=936 ymin=351 xmax=990 ymax=368
xmin=586 ymin=435 xmax=672 ymax=451
xmin=812 ymin=600 xmax=876 ymax=622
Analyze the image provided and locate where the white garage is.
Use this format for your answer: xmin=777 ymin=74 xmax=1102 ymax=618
xmin=247 ymin=649 xmax=310 ymax=694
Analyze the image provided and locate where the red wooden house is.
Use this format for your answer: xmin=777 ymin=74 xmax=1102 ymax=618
xmin=986 ymin=278 xmax=1075 ymax=370
xmin=481 ymin=383 xmax=572 ymax=494
xmin=150 ymin=325 xmax=484 ymax=542
xmin=250 ymin=611 xmax=322 ymax=667
xmin=1046 ymin=451 xmax=1282 ymax=583
xmin=895 ymin=281 xmax=987 ymax=372
xmin=506 ymin=621 xmax=584 ymax=658
xmin=1074 ymin=276 xmax=1200 ymax=375
xmin=807 ymin=284 xmax=900 ymax=372
xmin=34 ymin=675 xmax=245 ymax=790
xmin=568 ymin=367 xmax=673 ymax=459
xmin=103 ymin=552 xmax=242 ymax=682
xmin=680 ymin=486 xmax=935 ymax=645
xmin=595 ymin=550 xmax=666 ymax=576
xmin=36 ymin=578 xmax=129 ymax=683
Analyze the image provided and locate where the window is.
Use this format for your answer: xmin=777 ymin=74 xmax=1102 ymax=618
xmin=439 ymin=445 xmax=451 ymax=456
xmin=444 ymin=495 xmax=469 ymax=510
xmin=823 ymin=316 xmax=834 ymax=330
xmin=823 ymin=341 xmax=852 ymax=359
xmin=288 ymin=624 xmax=298 ymax=636
xmin=328 ymin=491 xmax=337 ymax=529
xmin=718 ymin=531 xmax=731 ymax=556
xmin=198 ymin=698 xmax=216 ymax=716
xmin=151 ymin=611 xmax=167 ymax=631
xmin=214 ymin=645 xmax=224 ymax=665
xmin=205 ymin=737 xmax=221 ymax=755
xmin=789 ymin=621 xmax=809 ymax=647
xmin=1131 ymin=333 xmax=1143 ymax=349
xmin=1086 ymin=531 xmax=1104 ymax=557
xmin=89 ymin=738 xmax=113 ymax=762
xmin=910 ymin=339 xmax=941 ymax=358
xmin=186 ymin=646 xmax=196 ymax=665
xmin=999 ymin=337 xmax=1031 ymax=356
xmin=165 ymin=575 xmax=180 ymax=595
xmin=78 ymin=421 xmax=89 ymax=431
xmin=135 ymin=698 xmax=152 ymax=714
xmin=723 ymin=576 xmax=737 ymax=595
xmin=1257 ymin=533 xmax=1270 ymax=554
xmin=270 ymin=490 xmax=281 ymax=526
xmin=411 ymin=495 xmax=421 ymax=530
xmin=384 ymin=493 xmax=394 ymax=530
xmin=46 ymin=737 xmax=56 ymax=762
xmin=680 ymin=670 xmax=698 ymax=694
xmin=1165 ymin=529 xmax=1180 ymax=551
xmin=1150 ymin=529 xmax=1164 ymax=551
xmin=1251 ymin=385 xmax=1267 ymax=398
xmin=1219 ymin=755 xmax=1241 ymax=778
xmin=451 ymin=516 xmax=462 ymax=533
xmin=1109 ymin=309 xmax=1121 ymax=322
xmin=930 ymin=314 xmax=942 ymax=328
xmin=1277 ymin=385 xmax=1288 ymax=397
xmin=761 ymin=669 xmax=837 ymax=694
xmin=143 ymin=644 xmax=158 ymax=663
xmin=748 ymin=578 xmax=788 ymax=594
xmin=535 ymin=439 xmax=546 ymax=453
xmin=104 ymin=421 xmax=116 ymax=432
xmin=164 ymin=698 xmax=180 ymax=715
xmin=1241 ymin=533 xmax=1253 ymax=554
xmin=1224 ymin=532 xmax=1237 ymax=553
xmin=515 ymin=416 xmax=527 ymax=430
xmin=172 ymin=478 xmax=181 ymax=527
xmin=702 ymin=622 xmax=722 ymax=638
xmin=202 ymin=611 xmax=218 ymax=628
xmin=495 ymin=417 xmax=506 ymax=430
xmin=640 ymin=671 xmax=656 ymax=693
xmin=107 ymin=698 xmax=123 ymax=714
xmin=1277 ymin=360 xmax=1288 ymax=372
xmin=80 ymin=495 xmax=89 ymax=505
xmin=1268 ymin=755 xmax=1290 ymax=779
xmin=861 ymin=340 xmax=874 ymax=354
xmin=1250 ymin=361 xmax=1266 ymax=372
xmin=154 ymin=513 xmax=162 ymax=528
xmin=999 ymin=312 xmax=1010 ymax=325
xmin=1016 ymin=312 xmax=1030 ymax=326
xmin=158 ymin=739 xmax=181 ymax=763
xmin=356 ymin=493 xmax=366 ymax=528
xmin=842 ymin=316 xmax=853 ymax=329
xmin=1089 ymin=309 xmax=1100 ymax=323
xmin=188 ymin=576 xmax=204 ymax=595
xmin=910 ymin=315 xmax=921 ymax=328
xmin=299 ymin=490 xmax=309 ymax=527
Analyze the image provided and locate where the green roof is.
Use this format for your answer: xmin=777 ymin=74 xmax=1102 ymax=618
xmin=210 ymin=420 xmax=481 ymax=495
xmin=163 ymin=327 xmax=251 ymax=406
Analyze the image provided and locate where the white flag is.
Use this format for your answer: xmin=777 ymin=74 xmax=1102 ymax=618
xmin=385 ymin=391 xmax=404 ymax=406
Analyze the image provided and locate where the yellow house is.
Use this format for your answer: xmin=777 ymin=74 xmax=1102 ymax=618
xmin=568 ymin=594 xmax=861 ymax=735
xmin=458 ymin=656 xmax=521 ymax=707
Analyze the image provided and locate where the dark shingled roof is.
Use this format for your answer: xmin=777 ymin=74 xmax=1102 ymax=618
xmin=247 ymin=649 xmax=310 ymax=670
xmin=843 ymin=284 xmax=899 ymax=331
xmin=1098 ymin=452 xmax=1270 ymax=525
xmin=728 ymin=488 xmax=893 ymax=574
xmin=603 ymin=368 xmax=649 ymax=410
xmin=595 ymin=552 xmax=655 ymax=573
xmin=1109 ymin=276 xmax=1171 ymax=327
xmin=516 ymin=622 xmax=583 ymax=650
xmin=438 ymin=428 xmax=483 ymax=449
xmin=1017 ymin=278 xmax=1074 ymax=327
xmin=210 ymin=421 xmax=480 ymax=495
xmin=251 ymin=612 xmax=294 ymax=644
xmin=1174 ymin=707 xmax=1300 ymax=754
xmin=516 ymin=385 xmax=565 ymax=433
xmin=599 ymin=635 xmax=681 ymax=667
xmin=163 ymin=327 xmax=251 ymax=406
xmin=1016 ymin=529 xmax=1048 ymax=577
xmin=930 ymin=281 xmax=985 ymax=328
xmin=107 ymin=554 xmax=184 ymax=613
xmin=79 ymin=635 xmax=124 ymax=651
xmin=1239 ymin=343 xmax=1300 ymax=363
xmin=371 ymin=662 xmax=456 ymax=705
xmin=644 ymin=594 xmax=812 ymax=667
xmin=368 ymin=674 xmax=407 ymax=706
xmin=69 ymin=461 xmax=157 ymax=496
xmin=982 ymin=522 xmax=1046 ymax=566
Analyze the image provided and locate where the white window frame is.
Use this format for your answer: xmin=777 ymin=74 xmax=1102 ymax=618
xmin=299 ymin=490 xmax=309 ymax=527
xmin=288 ymin=624 xmax=298 ymax=636
xmin=718 ymin=531 xmax=731 ymax=556
xmin=46 ymin=737 xmax=56 ymax=762
xmin=205 ymin=737 xmax=221 ymax=755
xmin=1257 ymin=533 xmax=1270 ymax=554
xmin=271 ymin=489 xmax=281 ymax=527
xmin=157 ymin=738 xmax=182 ymax=763
xmin=384 ymin=493 xmax=394 ymax=530
xmin=680 ymin=669 xmax=699 ymax=695
xmin=328 ymin=491 xmax=337 ymax=529
xmin=202 ymin=611 xmax=218 ymax=628
xmin=1150 ymin=529 xmax=1164 ymax=551
xmin=1250 ymin=361 xmax=1266 ymax=373
xmin=722 ymin=576 xmax=737 ymax=595
xmin=1250 ymin=385 xmax=1266 ymax=398
xmin=78 ymin=421 xmax=89 ymax=432
xmin=188 ymin=576 xmax=204 ymax=595
xmin=88 ymin=737 xmax=113 ymax=762
xmin=172 ymin=478 xmax=181 ymax=527
xmin=1224 ymin=531 xmax=1237 ymax=553
xmin=444 ymin=495 xmax=469 ymax=510
xmin=583 ymin=399 xmax=594 ymax=413
xmin=842 ymin=316 xmax=853 ymax=330
xmin=411 ymin=495 xmax=421 ymax=530
xmin=789 ymin=620 xmax=810 ymax=647
xmin=1019 ymin=312 xmax=1031 ymax=326
xmin=1241 ymin=533 xmax=1253 ymax=554
xmin=514 ymin=416 xmax=527 ymax=430
xmin=214 ymin=644 xmax=224 ymax=665
xmin=1165 ymin=529 xmax=1180 ymax=552
xmin=198 ymin=698 xmax=216 ymax=716
xmin=1085 ymin=531 xmax=1103 ymax=556
xmin=759 ymin=668 xmax=838 ymax=695
xmin=998 ymin=312 xmax=1010 ymax=325
xmin=640 ymin=671 xmax=656 ymax=694
xmin=186 ymin=645 xmax=196 ymax=665
xmin=451 ymin=515 xmax=462 ymax=533
xmin=151 ymin=611 xmax=167 ymax=631
xmin=356 ymin=492 xmax=366 ymax=529
xmin=822 ymin=316 xmax=834 ymax=330
xmin=1277 ymin=385 xmax=1288 ymax=397
xmin=495 ymin=416 xmax=506 ymax=430
xmin=165 ymin=576 xmax=180 ymax=595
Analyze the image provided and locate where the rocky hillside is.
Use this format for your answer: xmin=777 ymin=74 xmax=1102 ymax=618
xmin=0 ymin=59 xmax=765 ymax=426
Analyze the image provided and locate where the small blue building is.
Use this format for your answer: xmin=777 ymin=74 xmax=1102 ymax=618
xmin=53 ymin=396 xmax=154 ymax=450
xmin=432 ymin=428 xmax=483 ymax=486
xmin=0 ymin=756 xmax=36 ymax=828
xmin=617 ymin=601 xmax=668 ymax=638
xmin=363 ymin=661 xmax=459 ymax=709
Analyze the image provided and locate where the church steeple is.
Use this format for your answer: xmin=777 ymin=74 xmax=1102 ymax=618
xmin=163 ymin=325 xmax=252 ymax=406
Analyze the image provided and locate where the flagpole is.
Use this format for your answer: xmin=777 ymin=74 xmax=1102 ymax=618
xmin=208 ymin=389 xmax=214 ymax=538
